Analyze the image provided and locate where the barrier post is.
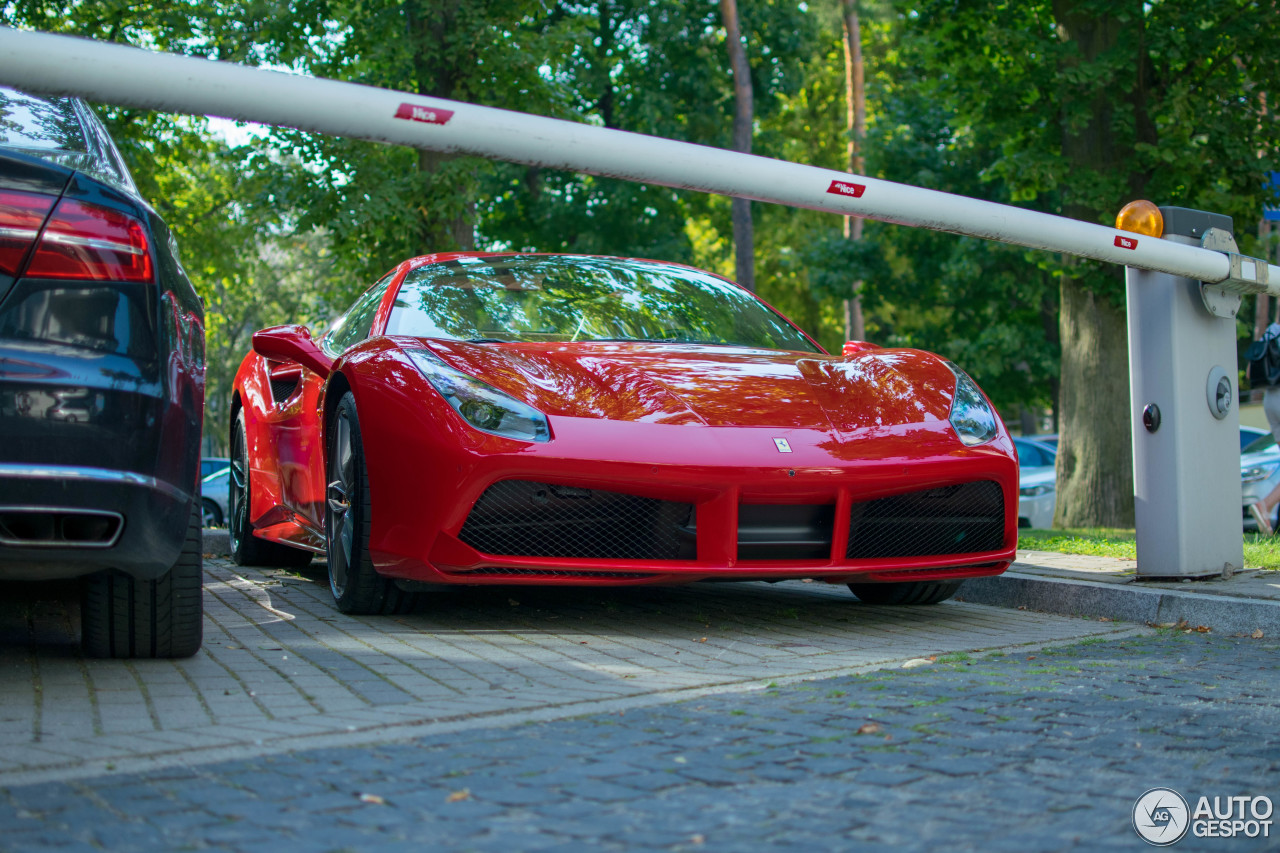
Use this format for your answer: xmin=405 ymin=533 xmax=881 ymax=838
xmin=1126 ymin=207 xmax=1244 ymax=578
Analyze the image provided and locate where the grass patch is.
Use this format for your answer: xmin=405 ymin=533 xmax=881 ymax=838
xmin=935 ymin=652 xmax=972 ymax=664
xmin=1244 ymin=535 xmax=1280 ymax=569
xmin=1018 ymin=527 xmax=1280 ymax=569
xmin=1017 ymin=528 xmax=1137 ymax=559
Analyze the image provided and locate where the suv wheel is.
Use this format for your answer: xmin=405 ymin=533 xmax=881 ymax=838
xmin=81 ymin=502 xmax=204 ymax=658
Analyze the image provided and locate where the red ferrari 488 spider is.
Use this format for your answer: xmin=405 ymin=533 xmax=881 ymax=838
xmin=230 ymin=253 xmax=1018 ymax=614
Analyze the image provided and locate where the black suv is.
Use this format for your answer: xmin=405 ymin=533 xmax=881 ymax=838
xmin=0 ymin=86 xmax=204 ymax=657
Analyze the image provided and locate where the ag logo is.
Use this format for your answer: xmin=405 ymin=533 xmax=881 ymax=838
xmin=1133 ymin=788 xmax=1190 ymax=846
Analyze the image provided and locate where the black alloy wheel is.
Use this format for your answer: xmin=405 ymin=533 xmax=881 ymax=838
xmin=325 ymin=391 xmax=414 ymax=615
xmin=229 ymin=409 xmax=311 ymax=568
xmin=847 ymin=579 xmax=964 ymax=605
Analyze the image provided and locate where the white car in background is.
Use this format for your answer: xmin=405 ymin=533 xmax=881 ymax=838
xmin=201 ymin=467 xmax=230 ymax=528
xmin=1013 ymin=426 xmax=1268 ymax=532
xmin=1242 ymin=431 xmax=1280 ymax=532
xmin=1013 ymin=437 xmax=1056 ymax=529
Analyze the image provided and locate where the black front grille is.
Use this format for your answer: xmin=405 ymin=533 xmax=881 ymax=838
xmin=459 ymin=480 xmax=696 ymax=560
xmin=847 ymin=481 xmax=1005 ymax=559
xmin=461 ymin=567 xmax=658 ymax=579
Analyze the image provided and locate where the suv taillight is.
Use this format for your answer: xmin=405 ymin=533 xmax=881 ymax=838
xmin=27 ymin=198 xmax=153 ymax=283
xmin=0 ymin=190 xmax=56 ymax=276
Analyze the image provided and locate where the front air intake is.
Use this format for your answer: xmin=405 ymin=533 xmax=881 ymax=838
xmin=846 ymin=481 xmax=1004 ymax=559
xmin=459 ymin=480 xmax=695 ymax=560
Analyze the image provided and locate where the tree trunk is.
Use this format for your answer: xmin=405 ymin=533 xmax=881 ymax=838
xmin=414 ymin=148 xmax=475 ymax=251
xmin=406 ymin=0 xmax=475 ymax=253
xmin=1054 ymin=280 xmax=1133 ymax=526
xmin=1051 ymin=1 xmax=1136 ymax=527
xmin=720 ymin=0 xmax=755 ymax=291
xmin=841 ymin=0 xmax=866 ymax=340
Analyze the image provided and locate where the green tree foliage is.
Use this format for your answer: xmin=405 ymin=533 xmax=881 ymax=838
xmin=480 ymin=0 xmax=818 ymax=265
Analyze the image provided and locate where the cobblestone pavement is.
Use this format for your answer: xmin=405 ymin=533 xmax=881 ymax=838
xmin=2 ymin=630 xmax=1277 ymax=852
xmin=0 ymin=558 xmax=1137 ymax=786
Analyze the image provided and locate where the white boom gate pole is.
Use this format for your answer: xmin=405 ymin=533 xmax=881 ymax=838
xmin=0 ymin=27 xmax=1276 ymax=291
xmin=0 ymin=27 xmax=1271 ymax=578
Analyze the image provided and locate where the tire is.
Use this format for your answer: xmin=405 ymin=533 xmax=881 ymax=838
xmin=229 ymin=409 xmax=313 ymax=568
xmin=82 ymin=502 xmax=204 ymax=658
xmin=325 ymin=391 xmax=414 ymax=615
xmin=201 ymin=498 xmax=222 ymax=528
xmin=847 ymin=579 xmax=964 ymax=605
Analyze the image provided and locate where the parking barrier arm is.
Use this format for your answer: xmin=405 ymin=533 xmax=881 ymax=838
xmin=0 ymin=27 xmax=1276 ymax=290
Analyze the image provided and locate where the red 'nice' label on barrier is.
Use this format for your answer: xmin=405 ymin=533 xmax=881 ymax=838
xmin=1114 ymin=235 xmax=1138 ymax=250
xmin=394 ymin=103 xmax=455 ymax=125
xmin=827 ymin=180 xmax=866 ymax=199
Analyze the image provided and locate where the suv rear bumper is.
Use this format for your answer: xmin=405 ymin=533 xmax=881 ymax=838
xmin=0 ymin=464 xmax=190 ymax=580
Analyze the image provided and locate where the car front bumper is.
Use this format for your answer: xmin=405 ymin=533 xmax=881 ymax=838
xmin=363 ymin=413 xmax=1020 ymax=587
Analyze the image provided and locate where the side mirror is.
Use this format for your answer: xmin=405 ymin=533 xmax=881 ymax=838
xmin=252 ymin=324 xmax=334 ymax=379
xmin=842 ymin=340 xmax=880 ymax=357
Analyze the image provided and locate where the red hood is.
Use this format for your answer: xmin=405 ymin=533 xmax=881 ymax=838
xmin=418 ymin=340 xmax=957 ymax=432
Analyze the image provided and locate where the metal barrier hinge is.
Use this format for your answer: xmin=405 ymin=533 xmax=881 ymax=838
xmin=1198 ymin=227 xmax=1270 ymax=317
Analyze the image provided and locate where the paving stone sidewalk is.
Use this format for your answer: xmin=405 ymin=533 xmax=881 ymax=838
xmin=2 ymin=630 xmax=1275 ymax=852
xmin=0 ymin=558 xmax=1139 ymax=785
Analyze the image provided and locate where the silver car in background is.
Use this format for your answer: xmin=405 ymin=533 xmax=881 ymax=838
xmin=1242 ymin=431 xmax=1280 ymax=532
xmin=1013 ymin=437 xmax=1056 ymax=529
xmin=201 ymin=467 xmax=230 ymax=528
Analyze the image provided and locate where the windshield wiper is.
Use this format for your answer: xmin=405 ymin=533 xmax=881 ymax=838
xmin=464 ymin=337 xmax=508 ymax=344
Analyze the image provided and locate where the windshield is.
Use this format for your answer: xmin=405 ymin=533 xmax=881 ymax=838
xmin=383 ymin=254 xmax=821 ymax=353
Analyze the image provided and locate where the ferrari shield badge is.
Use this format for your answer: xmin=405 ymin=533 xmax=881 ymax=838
xmin=773 ymin=438 xmax=793 ymax=453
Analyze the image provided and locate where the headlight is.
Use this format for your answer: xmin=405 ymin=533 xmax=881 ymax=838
xmin=1019 ymin=484 xmax=1053 ymax=497
xmin=1242 ymin=462 xmax=1280 ymax=484
xmin=405 ymin=348 xmax=550 ymax=443
xmin=945 ymin=362 xmax=998 ymax=446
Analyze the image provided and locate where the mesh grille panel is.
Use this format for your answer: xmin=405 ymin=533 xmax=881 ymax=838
xmin=459 ymin=480 xmax=695 ymax=560
xmin=847 ymin=481 xmax=1005 ymax=559
xmin=269 ymin=375 xmax=299 ymax=404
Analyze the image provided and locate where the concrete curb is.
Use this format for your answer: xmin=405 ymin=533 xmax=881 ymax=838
xmin=199 ymin=527 xmax=1277 ymax=636
xmin=202 ymin=528 xmax=229 ymax=556
xmin=959 ymin=572 xmax=1280 ymax=636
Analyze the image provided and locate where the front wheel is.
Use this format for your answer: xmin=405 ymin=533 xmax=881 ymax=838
xmin=325 ymin=391 xmax=413 ymax=615
xmin=847 ymin=580 xmax=964 ymax=605
xmin=82 ymin=502 xmax=204 ymax=658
